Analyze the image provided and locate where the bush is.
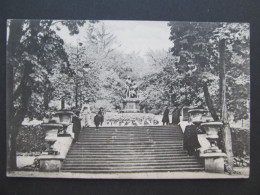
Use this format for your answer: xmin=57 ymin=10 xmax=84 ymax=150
xmin=231 ymin=128 xmax=250 ymax=157
xmin=219 ymin=127 xmax=250 ymax=158
xmin=16 ymin=125 xmax=46 ymax=153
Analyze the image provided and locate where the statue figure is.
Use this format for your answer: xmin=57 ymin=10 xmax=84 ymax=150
xmin=130 ymin=81 xmax=138 ymax=98
xmin=125 ymin=77 xmax=132 ymax=98
xmin=125 ymin=77 xmax=138 ymax=98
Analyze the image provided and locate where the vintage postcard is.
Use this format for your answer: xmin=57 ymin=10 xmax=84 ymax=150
xmin=6 ymin=20 xmax=250 ymax=179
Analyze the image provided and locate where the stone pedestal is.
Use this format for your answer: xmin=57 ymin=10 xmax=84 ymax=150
xmin=38 ymin=136 xmax=73 ymax=172
xmin=39 ymin=157 xmax=64 ymax=171
xmin=200 ymin=153 xmax=226 ymax=173
xmin=122 ymin=98 xmax=140 ymax=113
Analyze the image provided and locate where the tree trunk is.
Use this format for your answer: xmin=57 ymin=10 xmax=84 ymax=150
xmin=6 ymin=20 xmax=24 ymax=171
xmin=219 ymin=39 xmax=233 ymax=171
xmin=6 ymin=20 xmax=35 ymax=171
xmin=203 ymin=82 xmax=219 ymax=121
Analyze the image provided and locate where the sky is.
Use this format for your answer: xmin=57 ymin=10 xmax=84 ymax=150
xmin=103 ymin=20 xmax=173 ymax=57
xmin=57 ymin=20 xmax=173 ymax=60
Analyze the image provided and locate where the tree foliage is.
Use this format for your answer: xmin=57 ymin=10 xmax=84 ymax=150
xmin=7 ymin=19 xmax=85 ymax=170
xmin=167 ymin=21 xmax=249 ymax=121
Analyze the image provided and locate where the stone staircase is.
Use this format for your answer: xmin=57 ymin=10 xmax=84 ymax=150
xmin=61 ymin=125 xmax=204 ymax=173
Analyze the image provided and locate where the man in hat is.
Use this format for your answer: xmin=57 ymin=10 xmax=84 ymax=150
xmin=98 ymin=107 xmax=104 ymax=126
xmin=162 ymin=106 xmax=170 ymax=125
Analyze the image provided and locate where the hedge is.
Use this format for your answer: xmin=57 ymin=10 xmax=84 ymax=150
xmin=16 ymin=125 xmax=46 ymax=153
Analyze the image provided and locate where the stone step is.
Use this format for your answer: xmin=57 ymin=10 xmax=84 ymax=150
xmin=61 ymin=167 xmax=204 ymax=173
xmin=81 ymin=127 xmax=182 ymax=132
xmin=64 ymin=155 xmax=198 ymax=161
xmin=83 ymin=126 xmax=179 ymax=129
xmin=61 ymin=164 xmax=204 ymax=170
xmin=80 ymin=133 xmax=182 ymax=137
xmin=62 ymin=161 xmax=201 ymax=167
xmin=77 ymin=139 xmax=183 ymax=143
xmin=69 ymin=147 xmax=184 ymax=152
xmin=67 ymin=150 xmax=187 ymax=156
xmin=81 ymin=127 xmax=181 ymax=132
xmin=64 ymin=156 xmax=198 ymax=162
xmin=71 ymin=144 xmax=183 ymax=148
xmin=61 ymin=125 xmax=203 ymax=174
xmin=74 ymin=141 xmax=183 ymax=145
xmin=79 ymin=134 xmax=182 ymax=137
xmin=73 ymin=143 xmax=183 ymax=147
xmin=79 ymin=133 xmax=182 ymax=136
xmin=81 ymin=128 xmax=181 ymax=131
xmin=62 ymin=167 xmax=204 ymax=173
xmin=65 ymin=153 xmax=190 ymax=158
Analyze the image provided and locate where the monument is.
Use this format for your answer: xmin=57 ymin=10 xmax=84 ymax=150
xmin=122 ymin=77 xmax=140 ymax=113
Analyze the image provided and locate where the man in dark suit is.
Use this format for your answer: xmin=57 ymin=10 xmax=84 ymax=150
xmin=72 ymin=111 xmax=81 ymax=143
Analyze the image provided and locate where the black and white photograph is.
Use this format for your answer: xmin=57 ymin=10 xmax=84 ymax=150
xmin=6 ymin=20 xmax=250 ymax=179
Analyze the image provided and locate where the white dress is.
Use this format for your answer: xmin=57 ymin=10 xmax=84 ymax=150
xmin=80 ymin=104 xmax=91 ymax=127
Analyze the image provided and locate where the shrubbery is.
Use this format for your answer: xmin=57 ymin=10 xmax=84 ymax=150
xmin=231 ymin=128 xmax=250 ymax=157
xmin=218 ymin=127 xmax=249 ymax=157
xmin=16 ymin=125 xmax=46 ymax=153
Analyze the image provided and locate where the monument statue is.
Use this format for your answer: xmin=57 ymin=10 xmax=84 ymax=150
xmin=125 ymin=77 xmax=138 ymax=98
xmin=123 ymin=77 xmax=140 ymax=113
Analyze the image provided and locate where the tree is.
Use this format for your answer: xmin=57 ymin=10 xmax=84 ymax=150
xmin=167 ymin=22 xmax=249 ymax=171
xmin=6 ymin=19 xmax=85 ymax=170
xmin=168 ymin=22 xmax=221 ymax=120
xmin=168 ymin=21 xmax=250 ymax=122
xmin=139 ymin=51 xmax=197 ymax=113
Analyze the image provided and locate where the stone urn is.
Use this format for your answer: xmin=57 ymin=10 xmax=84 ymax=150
xmin=188 ymin=109 xmax=207 ymax=125
xmin=41 ymin=123 xmax=63 ymax=155
xmin=54 ymin=110 xmax=74 ymax=136
xmin=54 ymin=110 xmax=74 ymax=124
xmin=200 ymin=122 xmax=223 ymax=153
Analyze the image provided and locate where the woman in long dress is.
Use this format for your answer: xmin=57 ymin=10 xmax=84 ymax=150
xmin=80 ymin=103 xmax=91 ymax=127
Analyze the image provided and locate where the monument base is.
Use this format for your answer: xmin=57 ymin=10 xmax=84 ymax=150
xmin=122 ymin=98 xmax=140 ymax=113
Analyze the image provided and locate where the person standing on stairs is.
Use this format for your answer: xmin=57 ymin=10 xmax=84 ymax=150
xmin=183 ymin=121 xmax=201 ymax=156
xmin=80 ymin=99 xmax=91 ymax=127
xmin=72 ymin=110 xmax=81 ymax=143
xmin=162 ymin=106 xmax=170 ymax=125
xmin=94 ymin=112 xmax=101 ymax=130
xmin=172 ymin=107 xmax=181 ymax=125
xmin=98 ymin=107 xmax=104 ymax=126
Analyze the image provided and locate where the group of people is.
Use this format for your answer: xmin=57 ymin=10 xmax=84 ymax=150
xmin=72 ymin=101 xmax=105 ymax=143
xmin=161 ymin=106 xmax=181 ymax=125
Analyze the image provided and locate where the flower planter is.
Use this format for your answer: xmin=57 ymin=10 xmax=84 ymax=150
xmin=200 ymin=122 xmax=223 ymax=153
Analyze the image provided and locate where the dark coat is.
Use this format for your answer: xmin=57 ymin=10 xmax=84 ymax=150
xmin=98 ymin=110 xmax=104 ymax=123
xmin=94 ymin=115 xmax=101 ymax=126
xmin=183 ymin=124 xmax=201 ymax=155
xmin=72 ymin=116 xmax=81 ymax=139
xmin=172 ymin=108 xmax=180 ymax=124
xmin=162 ymin=108 xmax=170 ymax=123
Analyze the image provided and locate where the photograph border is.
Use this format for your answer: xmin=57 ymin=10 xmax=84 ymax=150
xmin=1 ymin=0 xmax=259 ymax=194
